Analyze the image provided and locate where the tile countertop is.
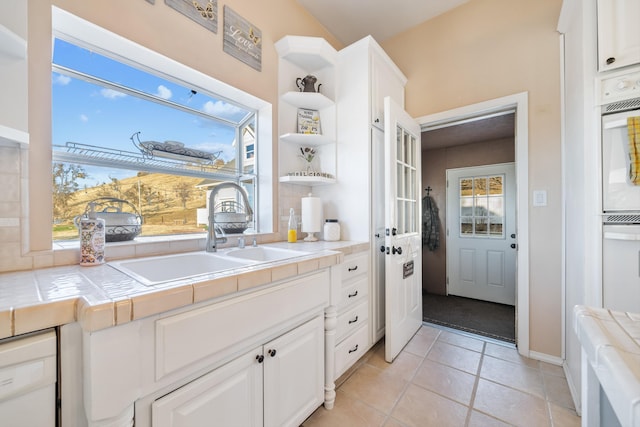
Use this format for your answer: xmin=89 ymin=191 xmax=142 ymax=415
xmin=574 ymin=305 xmax=640 ymax=426
xmin=0 ymin=241 xmax=369 ymax=339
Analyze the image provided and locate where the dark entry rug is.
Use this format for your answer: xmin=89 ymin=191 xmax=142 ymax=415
xmin=422 ymin=293 xmax=515 ymax=343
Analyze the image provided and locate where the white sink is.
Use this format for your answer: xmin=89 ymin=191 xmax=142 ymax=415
xmin=109 ymin=252 xmax=256 ymax=286
xmin=224 ymin=246 xmax=310 ymax=262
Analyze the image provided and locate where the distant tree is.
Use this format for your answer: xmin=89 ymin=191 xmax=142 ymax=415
xmin=174 ymin=182 xmax=192 ymax=208
xmin=52 ymin=163 xmax=88 ymax=221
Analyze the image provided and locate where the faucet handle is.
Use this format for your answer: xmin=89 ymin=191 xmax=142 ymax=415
xmin=252 ymin=236 xmax=258 ymax=247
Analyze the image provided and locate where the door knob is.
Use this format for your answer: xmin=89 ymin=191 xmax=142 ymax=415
xmin=392 ymin=246 xmax=402 ymax=255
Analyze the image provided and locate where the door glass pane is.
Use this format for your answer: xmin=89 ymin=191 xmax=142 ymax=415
xmin=489 ymin=196 xmax=504 ymax=216
xmin=489 ymin=216 xmax=503 ymax=235
xmin=397 ymin=200 xmax=404 ymax=234
xmin=475 ymin=217 xmax=488 ymax=235
xmin=461 ymin=217 xmax=473 ymax=235
xmin=489 ymin=176 xmax=503 ymax=195
xmin=396 ymin=126 xmax=403 ymax=160
xmin=460 ymin=178 xmax=472 ymax=197
xmin=474 ymin=177 xmax=487 ymax=196
xmin=396 ymin=163 xmax=403 ymax=197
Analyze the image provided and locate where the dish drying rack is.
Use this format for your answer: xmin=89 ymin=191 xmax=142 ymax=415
xmin=53 ymin=137 xmax=241 ymax=180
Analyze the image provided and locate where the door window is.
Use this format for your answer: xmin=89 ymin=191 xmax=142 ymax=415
xmin=459 ymin=175 xmax=505 ymax=238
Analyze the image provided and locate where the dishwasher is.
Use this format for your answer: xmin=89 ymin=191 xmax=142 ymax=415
xmin=0 ymin=329 xmax=57 ymax=426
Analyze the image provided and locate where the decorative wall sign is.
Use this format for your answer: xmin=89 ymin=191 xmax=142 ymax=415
xmin=223 ymin=6 xmax=262 ymax=71
xmin=165 ymin=0 xmax=218 ymax=34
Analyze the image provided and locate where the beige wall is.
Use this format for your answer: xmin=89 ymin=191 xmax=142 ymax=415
xmin=0 ymin=0 xmax=341 ymax=271
xmin=421 ymin=137 xmax=515 ymax=296
xmin=383 ymin=0 xmax=563 ymax=356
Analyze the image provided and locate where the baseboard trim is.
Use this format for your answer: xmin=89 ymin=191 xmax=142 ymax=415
xmin=563 ymin=362 xmax=582 ymax=416
xmin=528 ymin=350 xmax=564 ymax=366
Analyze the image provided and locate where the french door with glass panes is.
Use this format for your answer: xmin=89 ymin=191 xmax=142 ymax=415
xmin=384 ymin=97 xmax=422 ymax=362
xmin=446 ymin=163 xmax=516 ymax=305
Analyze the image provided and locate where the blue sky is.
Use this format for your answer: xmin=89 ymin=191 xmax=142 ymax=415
xmin=52 ymin=39 xmax=250 ymax=186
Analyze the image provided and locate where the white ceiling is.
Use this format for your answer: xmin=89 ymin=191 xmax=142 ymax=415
xmin=296 ymin=0 xmax=470 ymax=45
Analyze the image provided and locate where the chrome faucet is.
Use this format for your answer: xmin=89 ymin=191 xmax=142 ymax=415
xmin=206 ymin=182 xmax=253 ymax=252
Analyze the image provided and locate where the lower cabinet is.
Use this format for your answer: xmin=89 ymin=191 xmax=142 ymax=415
xmin=152 ymin=316 xmax=324 ymax=427
xmin=334 ymin=251 xmax=370 ymax=379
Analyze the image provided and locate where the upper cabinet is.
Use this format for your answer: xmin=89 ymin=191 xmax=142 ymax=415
xmin=0 ymin=2 xmax=29 ymax=147
xmin=275 ymin=36 xmax=338 ymax=186
xmin=370 ymin=46 xmax=407 ymax=130
xmin=597 ymin=0 xmax=640 ymax=72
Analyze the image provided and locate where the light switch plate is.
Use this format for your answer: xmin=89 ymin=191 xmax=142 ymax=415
xmin=533 ymin=190 xmax=547 ymax=207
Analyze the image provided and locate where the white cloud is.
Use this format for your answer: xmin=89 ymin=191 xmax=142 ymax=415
xmin=53 ymin=74 xmax=71 ymax=85
xmin=155 ymin=85 xmax=172 ymax=100
xmin=80 ymin=114 xmax=88 ymax=122
xmin=100 ymin=88 xmax=126 ymax=100
xmin=202 ymin=100 xmax=244 ymax=118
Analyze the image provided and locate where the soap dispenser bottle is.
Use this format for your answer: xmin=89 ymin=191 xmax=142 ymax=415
xmin=287 ymin=208 xmax=297 ymax=243
xmin=79 ymin=202 xmax=106 ymax=266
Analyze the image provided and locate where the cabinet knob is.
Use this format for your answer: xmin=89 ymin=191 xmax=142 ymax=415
xmin=606 ymin=57 xmax=616 ymax=65
xmin=256 ymin=354 xmax=264 ymax=363
xmin=268 ymin=349 xmax=277 ymax=357
xmin=348 ymin=265 xmax=358 ymax=272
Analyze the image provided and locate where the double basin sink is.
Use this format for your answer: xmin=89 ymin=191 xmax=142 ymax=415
xmin=109 ymin=246 xmax=311 ymax=286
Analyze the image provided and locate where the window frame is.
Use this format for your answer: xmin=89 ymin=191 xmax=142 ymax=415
xmin=49 ymin=7 xmax=274 ymax=248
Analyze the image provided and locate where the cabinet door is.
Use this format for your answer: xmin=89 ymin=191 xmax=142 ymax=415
xmin=597 ymin=0 xmax=640 ymax=71
xmin=263 ymin=316 xmax=324 ymax=427
xmin=371 ymin=50 xmax=405 ymax=129
xmin=152 ymin=347 xmax=263 ymax=427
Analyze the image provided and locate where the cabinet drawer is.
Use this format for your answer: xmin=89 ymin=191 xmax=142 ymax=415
xmin=338 ymin=276 xmax=367 ymax=310
xmin=336 ymin=301 xmax=369 ymax=343
xmin=340 ymin=252 xmax=369 ymax=281
xmin=334 ymin=324 xmax=369 ymax=379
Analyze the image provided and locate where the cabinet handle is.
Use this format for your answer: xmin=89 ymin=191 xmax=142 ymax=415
xmin=348 ymin=290 xmax=358 ymax=298
xmin=348 ymin=265 xmax=358 ymax=272
xmin=348 ymin=316 xmax=359 ymax=324
xmin=348 ymin=344 xmax=359 ymax=354
xmin=606 ymin=57 xmax=616 ymax=65
xmin=256 ymin=354 xmax=264 ymax=363
xmin=268 ymin=349 xmax=277 ymax=357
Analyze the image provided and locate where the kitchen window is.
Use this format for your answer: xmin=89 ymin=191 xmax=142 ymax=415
xmin=50 ymin=10 xmax=272 ymax=242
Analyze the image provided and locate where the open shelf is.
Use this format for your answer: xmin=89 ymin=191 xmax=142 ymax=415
xmin=279 ymin=175 xmax=336 ymax=185
xmin=282 ymin=92 xmax=333 ymax=109
xmin=279 ymin=133 xmax=334 ymax=146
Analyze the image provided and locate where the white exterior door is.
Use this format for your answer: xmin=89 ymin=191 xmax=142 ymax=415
xmin=384 ymin=97 xmax=423 ymax=363
xmin=446 ymin=163 xmax=516 ymax=305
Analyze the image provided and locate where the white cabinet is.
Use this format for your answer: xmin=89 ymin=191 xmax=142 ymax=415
xmin=0 ymin=2 xmax=29 ymax=147
xmin=275 ymin=36 xmax=338 ymax=186
xmin=314 ymin=36 xmax=406 ymax=353
xmin=152 ymin=316 xmax=324 ymax=427
xmin=597 ymin=0 xmax=640 ymax=71
xmin=334 ymin=251 xmax=370 ymax=379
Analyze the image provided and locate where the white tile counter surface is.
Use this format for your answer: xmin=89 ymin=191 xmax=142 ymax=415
xmin=0 ymin=240 xmax=368 ymax=339
xmin=574 ymin=305 xmax=640 ymax=426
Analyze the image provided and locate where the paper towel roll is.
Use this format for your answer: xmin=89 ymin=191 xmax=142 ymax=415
xmin=301 ymin=193 xmax=321 ymax=233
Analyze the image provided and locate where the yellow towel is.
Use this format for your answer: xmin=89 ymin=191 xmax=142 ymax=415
xmin=629 ymin=116 xmax=640 ymax=185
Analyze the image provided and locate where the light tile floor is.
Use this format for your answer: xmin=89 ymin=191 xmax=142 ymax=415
xmin=303 ymin=324 xmax=581 ymax=427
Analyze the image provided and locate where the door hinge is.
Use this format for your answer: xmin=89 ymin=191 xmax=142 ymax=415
xmin=446 ymin=276 xmax=449 ymax=285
